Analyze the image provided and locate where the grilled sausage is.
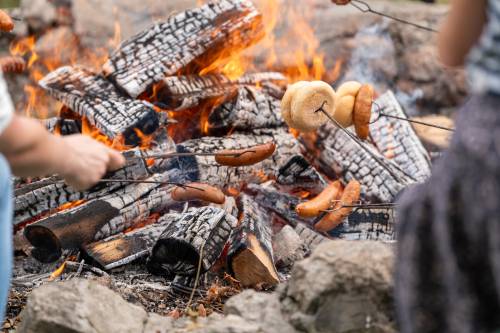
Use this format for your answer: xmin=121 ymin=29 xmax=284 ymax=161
xmin=314 ymin=180 xmax=361 ymax=232
xmin=289 ymin=81 xmax=335 ymax=132
xmin=172 ymin=182 xmax=226 ymax=204
xmin=0 ymin=10 xmax=14 ymax=32
xmin=353 ymin=84 xmax=374 ymax=140
xmin=215 ymin=142 xmax=276 ymax=167
xmin=295 ymin=180 xmax=342 ymax=218
xmin=0 ymin=56 xmax=25 ymax=74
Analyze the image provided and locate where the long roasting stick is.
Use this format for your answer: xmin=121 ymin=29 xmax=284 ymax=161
xmin=349 ymin=0 xmax=438 ymax=33
xmin=50 ymin=179 xmax=207 ymax=192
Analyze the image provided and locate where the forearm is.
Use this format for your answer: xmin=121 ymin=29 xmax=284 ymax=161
xmin=438 ymin=0 xmax=487 ymax=67
xmin=0 ymin=115 xmax=68 ymax=177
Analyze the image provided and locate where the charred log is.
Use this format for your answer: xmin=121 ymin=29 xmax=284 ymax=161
xmin=370 ymin=91 xmax=431 ymax=182
xmin=157 ymin=72 xmax=286 ymax=111
xmin=310 ymin=123 xmax=414 ymax=202
xmin=207 ymin=87 xmax=284 ymax=134
xmin=39 ymin=66 xmax=159 ymax=145
xmin=159 ymin=129 xmax=302 ymax=188
xmin=14 ymin=150 xmax=150 ymax=226
xmin=147 ymin=206 xmax=237 ymax=277
xmin=42 ymin=117 xmax=81 ymax=135
xmin=276 ymin=155 xmax=326 ymax=191
xmin=227 ymin=194 xmax=279 ymax=288
xmin=24 ymin=173 xmax=168 ymax=263
xmin=103 ymin=0 xmax=264 ymax=97
xmin=84 ymin=210 xmax=179 ymax=270
xmin=294 ymin=223 xmax=330 ymax=252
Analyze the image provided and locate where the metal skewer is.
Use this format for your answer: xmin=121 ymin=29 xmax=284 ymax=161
xmin=142 ymin=150 xmax=257 ymax=159
xmin=371 ymin=101 xmax=455 ymax=132
xmin=349 ymin=0 xmax=438 ymax=33
xmin=51 ymin=179 xmax=206 ymax=191
xmin=323 ymin=202 xmax=398 ymax=212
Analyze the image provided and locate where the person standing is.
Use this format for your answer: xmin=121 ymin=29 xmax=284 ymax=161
xmin=0 ymin=70 xmax=125 ymax=320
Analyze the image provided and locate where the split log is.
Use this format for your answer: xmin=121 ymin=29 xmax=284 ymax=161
xmin=227 ymin=194 xmax=279 ymax=288
xmin=147 ymin=206 xmax=237 ymax=277
xmin=207 ymin=87 xmax=284 ymax=134
xmin=24 ymin=173 xmax=168 ymax=263
xmin=39 ymin=66 xmax=159 ymax=145
xmin=246 ymin=182 xmax=309 ymax=228
xmin=370 ymin=91 xmax=431 ymax=182
xmin=158 ymin=129 xmax=302 ymax=188
xmin=42 ymin=117 xmax=81 ymax=135
xmin=294 ymin=223 xmax=330 ymax=252
xmin=310 ymin=124 xmax=414 ymax=202
xmin=84 ymin=210 xmax=180 ymax=270
xmin=14 ymin=150 xmax=150 ymax=226
xmin=276 ymin=155 xmax=326 ymax=190
xmin=103 ymin=0 xmax=264 ymax=97
xmin=332 ymin=208 xmax=396 ymax=241
xmin=157 ymin=72 xmax=286 ymax=111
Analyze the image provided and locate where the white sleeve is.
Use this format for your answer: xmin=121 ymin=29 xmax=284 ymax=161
xmin=0 ymin=71 xmax=14 ymax=135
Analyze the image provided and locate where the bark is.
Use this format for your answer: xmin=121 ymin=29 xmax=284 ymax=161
xmin=227 ymin=194 xmax=279 ymax=288
xmin=207 ymin=86 xmax=284 ymax=134
xmin=159 ymin=129 xmax=302 ymax=189
xmin=103 ymin=0 xmax=264 ymax=98
xmin=147 ymin=206 xmax=237 ymax=277
xmin=39 ymin=66 xmax=159 ymax=145
xmin=158 ymin=72 xmax=286 ymax=111
xmin=14 ymin=150 xmax=150 ymax=226
xmin=370 ymin=91 xmax=432 ymax=182
xmin=24 ymin=173 xmax=168 ymax=263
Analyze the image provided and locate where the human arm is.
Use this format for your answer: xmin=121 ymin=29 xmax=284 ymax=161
xmin=437 ymin=0 xmax=487 ymax=67
xmin=0 ymin=115 xmax=125 ymax=190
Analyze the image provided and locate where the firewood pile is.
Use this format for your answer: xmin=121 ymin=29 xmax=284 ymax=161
xmin=8 ymin=0 xmax=434 ymax=324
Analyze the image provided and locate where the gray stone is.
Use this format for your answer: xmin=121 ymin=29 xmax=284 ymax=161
xmin=21 ymin=0 xmax=57 ymax=32
xmin=281 ymin=241 xmax=396 ymax=333
xmin=224 ymin=290 xmax=297 ymax=333
xmin=17 ymin=278 xmax=173 ymax=333
xmin=272 ymin=225 xmax=304 ymax=267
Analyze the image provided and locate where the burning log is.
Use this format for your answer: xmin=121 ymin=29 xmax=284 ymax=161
xmin=207 ymin=87 xmax=284 ymax=134
xmin=24 ymin=173 xmax=168 ymax=263
xmin=14 ymin=150 xmax=150 ymax=226
xmin=370 ymin=91 xmax=432 ymax=182
xmin=160 ymin=129 xmax=302 ymax=188
xmin=39 ymin=66 xmax=159 ymax=145
xmin=311 ymin=123 xmax=414 ymax=202
xmin=42 ymin=117 xmax=81 ymax=135
xmin=227 ymin=194 xmax=279 ymax=288
xmin=157 ymin=72 xmax=286 ymax=111
xmin=332 ymin=208 xmax=396 ymax=241
xmin=103 ymin=0 xmax=264 ymax=98
xmin=84 ymin=210 xmax=180 ymax=270
xmin=276 ymin=155 xmax=327 ymax=190
xmin=147 ymin=206 xmax=237 ymax=277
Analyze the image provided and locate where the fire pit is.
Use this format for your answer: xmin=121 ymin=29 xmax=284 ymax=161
xmin=1 ymin=0 xmax=456 ymax=331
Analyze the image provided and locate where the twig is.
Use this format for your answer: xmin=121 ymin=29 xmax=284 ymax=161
xmin=186 ymin=242 xmax=205 ymax=311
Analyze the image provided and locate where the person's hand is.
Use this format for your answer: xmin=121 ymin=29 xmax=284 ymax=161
xmin=331 ymin=0 xmax=351 ymax=5
xmin=59 ymin=135 xmax=126 ymax=191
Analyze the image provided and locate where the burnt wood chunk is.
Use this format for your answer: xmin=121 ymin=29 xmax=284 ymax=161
xmin=276 ymin=155 xmax=326 ymax=190
xmin=294 ymin=223 xmax=330 ymax=252
xmin=227 ymin=194 xmax=279 ymax=288
xmin=208 ymin=87 xmax=284 ymax=134
xmin=103 ymin=0 xmax=264 ymax=97
xmin=42 ymin=117 xmax=81 ymax=135
xmin=160 ymin=129 xmax=302 ymax=188
xmin=14 ymin=150 xmax=149 ymax=226
xmin=147 ymin=206 xmax=237 ymax=277
xmin=311 ymin=124 xmax=414 ymax=202
xmin=370 ymin=91 xmax=432 ymax=182
xmin=24 ymin=173 xmax=168 ymax=263
xmin=39 ymin=66 xmax=159 ymax=145
xmin=158 ymin=72 xmax=286 ymax=111
xmin=84 ymin=211 xmax=179 ymax=270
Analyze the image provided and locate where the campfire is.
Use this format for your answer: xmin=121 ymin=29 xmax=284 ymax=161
xmin=5 ymin=0 xmax=437 ymax=328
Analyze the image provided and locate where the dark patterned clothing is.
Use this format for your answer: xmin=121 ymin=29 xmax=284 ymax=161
xmin=396 ymin=94 xmax=500 ymax=333
xmin=467 ymin=0 xmax=500 ymax=95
